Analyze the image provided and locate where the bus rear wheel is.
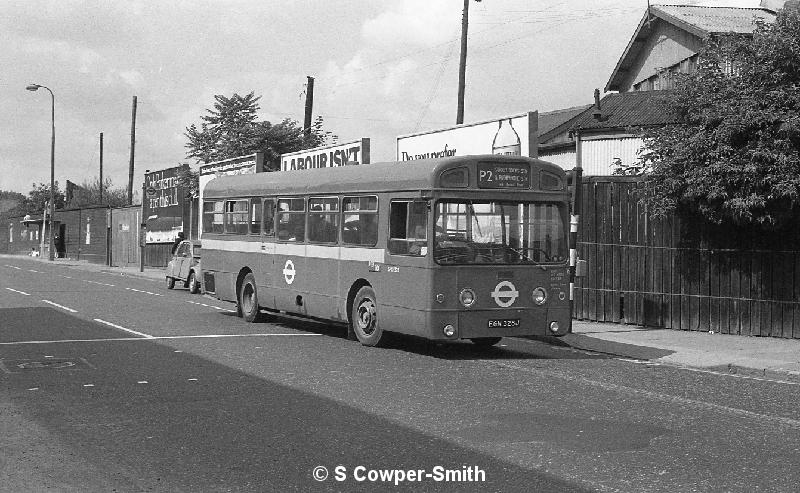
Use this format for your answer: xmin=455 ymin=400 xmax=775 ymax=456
xmin=238 ymin=273 xmax=261 ymax=322
xmin=470 ymin=337 xmax=502 ymax=347
xmin=351 ymin=286 xmax=385 ymax=347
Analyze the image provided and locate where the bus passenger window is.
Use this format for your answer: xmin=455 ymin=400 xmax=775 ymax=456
xmin=225 ymin=200 xmax=249 ymax=235
xmin=277 ymin=198 xmax=305 ymax=242
xmin=342 ymin=196 xmax=378 ymax=246
xmin=308 ymin=197 xmax=339 ymax=244
xmin=262 ymin=199 xmax=275 ymax=237
xmin=389 ymin=200 xmax=428 ymax=256
xmin=202 ymin=201 xmax=224 ymax=234
xmin=250 ymin=198 xmax=262 ymax=235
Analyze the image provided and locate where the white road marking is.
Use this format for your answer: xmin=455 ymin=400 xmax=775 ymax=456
xmin=28 ymin=269 xmax=40 ymax=273
xmin=185 ymin=300 xmax=226 ymax=310
xmin=5 ymin=288 xmax=31 ymax=296
xmin=0 ymin=333 xmax=322 ymax=345
xmin=41 ymin=300 xmax=78 ymax=313
xmin=4 ymin=265 xmax=22 ymax=270
xmin=85 ymin=280 xmax=115 ymax=287
xmin=93 ymin=318 xmax=154 ymax=339
xmin=125 ymin=287 xmax=161 ymax=296
xmin=83 ymin=384 xmax=95 ymax=387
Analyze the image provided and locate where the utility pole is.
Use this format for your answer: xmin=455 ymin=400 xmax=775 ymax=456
xmin=304 ymin=76 xmax=314 ymax=141
xmin=128 ymin=96 xmax=137 ymax=205
xmin=457 ymin=0 xmax=480 ymax=124
xmin=99 ymin=132 xmax=104 ymax=203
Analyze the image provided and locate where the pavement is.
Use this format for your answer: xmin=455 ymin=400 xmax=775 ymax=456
xmin=6 ymin=254 xmax=800 ymax=382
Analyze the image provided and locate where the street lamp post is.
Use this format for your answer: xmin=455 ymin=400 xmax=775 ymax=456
xmin=26 ymin=83 xmax=56 ymax=261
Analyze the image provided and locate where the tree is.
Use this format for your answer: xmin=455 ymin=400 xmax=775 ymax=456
xmin=65 ymin=178 xmax=128 ymax=208
xmin=0 ymin=190 xmax=26 ymax=217
xmin=16 ymin=182 xmax=66 ymax=215
xmin=185 ymin=92 xmax=338 ymax=171
xmin=638 ymin=7 xmax=800 ymax=227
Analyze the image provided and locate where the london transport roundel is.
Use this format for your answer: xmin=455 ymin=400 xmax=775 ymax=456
xmin=490 ymin=280 xmax=519 ymax=308
xmin=283 ymin=259 xmax=296 ymax=285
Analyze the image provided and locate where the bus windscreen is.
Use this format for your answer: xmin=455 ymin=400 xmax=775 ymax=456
xmin=434 ymin=200 xmax=567 ymax=265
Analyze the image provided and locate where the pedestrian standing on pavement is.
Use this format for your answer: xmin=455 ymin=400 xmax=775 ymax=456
xmin=171 ymin=232 xmax=185 ymax=255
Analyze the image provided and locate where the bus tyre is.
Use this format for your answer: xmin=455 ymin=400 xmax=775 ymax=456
xmin=351 ymin=286 xmax=386 ymax=347
xmin=166 ymin=277 xmax=175 ymax=289
xmin=188 ymin=271 xmax=200 ymax=294
xmin=470 ymin=337 xmax=502 ymax=347
xmin=238 ymin=273 xmax=261 ymax=323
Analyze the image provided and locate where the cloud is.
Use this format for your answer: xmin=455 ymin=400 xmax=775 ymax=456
xmin=362 ymin=0 xmax=460 ymax=47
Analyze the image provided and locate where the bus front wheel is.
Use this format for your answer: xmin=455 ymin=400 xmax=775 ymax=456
xmin=351 ymin=286 xmax=385 ymax=347
xmin=238 ymin=273 xmax=261 ymax=323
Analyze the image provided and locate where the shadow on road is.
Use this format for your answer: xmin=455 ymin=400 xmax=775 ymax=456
xmin=1 ymin=309 xmax=595 ymax=492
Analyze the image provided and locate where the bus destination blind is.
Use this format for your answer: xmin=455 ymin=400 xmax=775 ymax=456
xmin=477 ymin=162 xmax=530 ymax=189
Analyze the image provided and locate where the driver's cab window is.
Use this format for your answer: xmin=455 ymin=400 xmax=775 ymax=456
xmin=177 ymin=242 xmax=190 ymax=257
xmin=388 ymin=200 xmax=428 ymax=256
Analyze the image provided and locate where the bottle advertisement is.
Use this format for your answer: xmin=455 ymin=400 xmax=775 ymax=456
xmin=396 ymin=111 xmax=536 ymax=162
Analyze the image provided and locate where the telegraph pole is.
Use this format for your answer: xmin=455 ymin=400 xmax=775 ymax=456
xmin=99 ymin=132 xmax=104 ymax=202
xmin=304 ymin=76 xmax=314 ymax=140
xmin=128 ymin=96 xmax=137 ymax=205
xmin=456 ymin=0 xmax=480 ymax=124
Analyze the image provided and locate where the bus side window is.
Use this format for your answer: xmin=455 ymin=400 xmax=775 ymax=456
xmin=262 ymin=199 xmax=275 ymax=237
xmin=389 ymin=200 xmax=427 ymax=256
xmin=308 ymin=197 xmax=339 ymax=244
xmin=249 ymin=198 xmax=262 ymax=235
xmin=202 ymin=200 xmax=224 ymax=234
xmin=342 ymin=196 xmax=378 ymax=247
xmin=277 ymin=198 xmax=305 ymax=242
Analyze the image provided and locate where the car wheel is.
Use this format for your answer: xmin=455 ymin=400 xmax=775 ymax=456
xmin=188 ymin=271 xmax=200 ymax=294
xmin=166 ymin=276 xmax=175 ymax=289
xmin=238 ymin=272 xmax=260 ymax=323
xmin=350 ymin=286 xmax=386 ymax=347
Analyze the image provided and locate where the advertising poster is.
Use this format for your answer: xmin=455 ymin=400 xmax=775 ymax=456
xmin=280 ymin=139 xmax=370 ymax=171
xmin=396 ymin=112 xmax=538 ymax=161
xmin=143 ymin=166 xmax=185 ymax=243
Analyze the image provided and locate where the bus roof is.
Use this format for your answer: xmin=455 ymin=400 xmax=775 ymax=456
xmin=203 ymin=155 xmax=565 ymax=199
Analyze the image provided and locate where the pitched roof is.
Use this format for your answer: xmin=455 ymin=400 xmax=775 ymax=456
xmin=654 ymin=5 xmax=776 ymax=36
xmin=538 ymin=105 xmax=591 ymax=142
xmin=605 ymin=5 xmax=776 ymax=92
xmin=569 ymin=91 xmax=679 ymax=132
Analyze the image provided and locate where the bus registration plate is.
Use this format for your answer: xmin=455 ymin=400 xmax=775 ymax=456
xmin=488 ymin=319 xmax=520 ymax=328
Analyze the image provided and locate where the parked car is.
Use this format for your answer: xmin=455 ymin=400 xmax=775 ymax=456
xmin=165 ymin=240 xmax=202 ymax=294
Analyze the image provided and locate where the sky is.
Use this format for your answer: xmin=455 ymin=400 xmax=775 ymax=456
xmin=0 ymin=0 xmax=767 ymax=196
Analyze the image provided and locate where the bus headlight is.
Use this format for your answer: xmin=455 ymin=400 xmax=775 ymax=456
xmin=443 ymin=324 xmax=456 ymax=337
xmin=549 ymin=321 xmax=560 ymax=333
xmin=459 ymin=288 xmax=476 ymax=307
xmin=532 ymin=287 xmax=547 ymax=305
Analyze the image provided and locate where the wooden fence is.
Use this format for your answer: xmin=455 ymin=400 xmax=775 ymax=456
xmin=573 ymin=176 xmax=800 ymax=339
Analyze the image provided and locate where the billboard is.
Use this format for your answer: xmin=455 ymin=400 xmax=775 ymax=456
xmin=280 ymin=138 xmax=370 ymax=171
xmin=143 ymin=166 xmax=186 ymax=243
xmin=396 ymin=112 xmax=538 ymax=161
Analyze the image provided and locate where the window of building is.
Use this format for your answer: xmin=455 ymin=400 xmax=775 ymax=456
xmin=308 ymin=197 xmax=339 ymax=244
xmin=342 ymin=196 xmax=378 ymax=246
xmin=277 ymin=198 xmax=305 ymax=242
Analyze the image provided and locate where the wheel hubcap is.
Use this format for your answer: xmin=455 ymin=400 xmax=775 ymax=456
xmin=242 ymin=284 xmax=254 ymax=313
xmin=356 ymin=300 xmax=376 ymax=335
